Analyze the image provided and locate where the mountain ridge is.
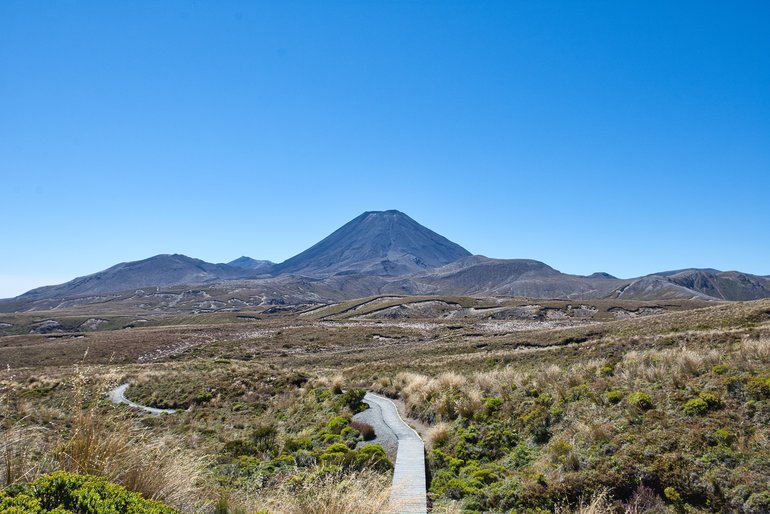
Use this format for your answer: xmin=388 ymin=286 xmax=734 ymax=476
xmin=2 ymin=210 xmax=769 ymax=310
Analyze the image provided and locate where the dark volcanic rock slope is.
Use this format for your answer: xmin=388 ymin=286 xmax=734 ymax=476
xmin=271 ymin=210 xmax=471 ymax=277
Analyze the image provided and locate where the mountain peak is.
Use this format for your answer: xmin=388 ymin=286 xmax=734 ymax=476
xmin=363 ymin=209 xmax=405 ymax=215
xmin=272 ymin=211 xmax=471 ymax=277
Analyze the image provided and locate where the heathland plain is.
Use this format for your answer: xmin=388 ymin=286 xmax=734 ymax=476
xmin=1 ymin=211 xmax=769 ymax=513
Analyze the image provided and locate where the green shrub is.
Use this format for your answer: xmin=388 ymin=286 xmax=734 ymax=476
xmin=599 ymin=363 xmax=615 ymax=376
xmin=436 ymin=477 xmax=480 ymax=500
xmin=699 ymin=392 xmax=724 ymax=409
xmin=683 ymin=398 xmax=708 ymax=415
xmin=250 ymin=425 xmax=278 ymax=453
xmin=326 ymin=416 xmax=349 ymax=434
xmin=432 ymin=449 xmax=464 ymax=473
xmin=322 ymin=443 xmax=350 ymax=456
xmin=746 ymin=377 xmax=770 ymax=400
xmin=341 ymin=389 xmax=367 ymax=412
xmin=320 ymin=433 xmax=342 ymax=444
xmin=520 ymin=406 xmax=553 ymax=444
xmin=0 ymin=493 xmax=45 ymax=513
xmin=712 ymin=429 xmax=734 ymax=446
xmin=628 ymin=392 xmax=654 ymax=410
xmin=712 ymin=364 xmax=729 ymax=375
xmin=284 ymin=437 xmax=313 ymax=452
xmin=664 ymin=486 xmax=682 ymax=503
xmin=353 ymin=444 xmax=392 ymax=472
xmin=605 ymin=390 xmax=623 ymax=404
xmin=684 ymin=392 xmax=724 ymax=415
xmin=3 ymin=471 xmax=177 ymax=513
xmin=483 ymin=397 xmax=503 ymax=416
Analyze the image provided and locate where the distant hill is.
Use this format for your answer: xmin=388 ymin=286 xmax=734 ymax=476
xmin=270 ymin=210 xmax=471 ymax=277
xmin=16 ymin=254 xmax=251 ymax=302
xmin=612 ymin=269 xmax=770 ymax=301
xmin=228 ymin=257 xmax=274 ymax=273
xmin=400 ymin=256 xmax=623 ymax=298
xmin=2 ymin=210 xmax=769 ymax=312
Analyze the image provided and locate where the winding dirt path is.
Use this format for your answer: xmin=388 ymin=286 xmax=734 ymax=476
xmin=108 ymin=383 xmax=176 ymax=415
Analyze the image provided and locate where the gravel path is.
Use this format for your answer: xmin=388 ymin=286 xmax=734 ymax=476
xmin=354 ymin=393 xmax=427 ymax=514
xmin=352 ymin=395 xmax=399 ymax=459
xmin=108 ymin=383 xmax=176 ymax=415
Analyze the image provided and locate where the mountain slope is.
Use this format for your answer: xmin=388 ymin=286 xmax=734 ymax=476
xmin=663 ymin=269 xmax=770 ymax=301
xmin=17 ymin=254 xmax=251 ymax=301
xmin=271 ymin=210 xmax=471 ymax=277
xmin=395 ymin=256 xmax=625 ymax=298
xmin=228 ymin=257 xmax=274 ymax=273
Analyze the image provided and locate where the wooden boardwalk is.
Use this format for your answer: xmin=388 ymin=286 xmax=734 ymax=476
xmin=363 ymin=393 xmax=427 ymax=514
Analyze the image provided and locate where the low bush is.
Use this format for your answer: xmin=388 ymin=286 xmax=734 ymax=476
xmin=1 ymin=471 xmax=177 ymax=513
xmin=605 ymin=390 xmax=623 ymax=404
xmin=327 ymin=416 xmax=349 ymax=435
xmin=349 ymin=421 xmax=375 ymax=441
xmin=745 ymin=376 xmax=770 ymax=400
xmin=683 ymin=392 xmax=724 ymax=416
xmin=341 ymin=389 xmax=367 ymax=413
xmin=627 ymin=391 xmax=654 ymax=410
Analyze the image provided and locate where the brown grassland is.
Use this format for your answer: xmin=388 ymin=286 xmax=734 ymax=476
xmin=0 ymin=295 xmax=769 ymax=513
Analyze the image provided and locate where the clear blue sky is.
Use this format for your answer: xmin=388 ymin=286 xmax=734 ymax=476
xmin=2 ymin=1 xmax=769 ymax=297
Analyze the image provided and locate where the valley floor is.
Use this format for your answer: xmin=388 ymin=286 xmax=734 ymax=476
xmin=0 ymin=296 xmax=769 ymax=513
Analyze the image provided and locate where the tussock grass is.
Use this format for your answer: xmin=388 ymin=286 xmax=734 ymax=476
xmin=238 ymin=469 xmax=391 ymax=514
xmin=1 ymin=365 xmax=210 ymax=511
xmin=555 ymin=488 xmax=614 ymax=513
xmin=3 ymin=297 xmax=769 ymax=513
xmin=426 ymin=422 xmax=452 ymax=448
xmin=0 ymin=424 xmax=51 ymax=486
xmin=738 ymin=335 xmax=770 ymax=363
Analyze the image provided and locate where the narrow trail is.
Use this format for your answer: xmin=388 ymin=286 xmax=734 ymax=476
xmin=361 ymin=392 xmax=427 ymax=514
xmin=108 ymin=383 xmax=176 ymax=415
xmin=109 ymin=384 xmax=426 ymax=511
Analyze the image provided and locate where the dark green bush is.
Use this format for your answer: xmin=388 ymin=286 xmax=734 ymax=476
xmin=224 ymin=439 xmax=254 ymax=457
xmin=250 ymin=425 xmax=277 ymax=453
xmin=326 ymin=416 xmax=349 ymax=434
xmin=283 ymin=437 xmax=313 ymax=452
xmin=341 ymin=389 xmax=367 ymax=412
xmin=599 ymin=363 xmax=615 ymax=376
xmin=483 ymin=397 xmax=503 ymax=416
xmin=683 ymin=392 xmax=724 ymax=415
xmin=698 ymin=392 xmax=724 ymax=409
xmin=683 ymin=398 xmax=709 ymax=416
xmin=712 ymin=364 xmax=729 ymax=375
xmin=353 ymin=444 xmax=392 ymax=472
xmin=746 ymin=377 xmax=770 ymax=400
xmin=2 ymin=471 xmax=177 ymax=513
xmin=628 ymin=392 xmax=654 ymax=410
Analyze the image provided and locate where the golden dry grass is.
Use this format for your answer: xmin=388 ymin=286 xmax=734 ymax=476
xmin=237 ymin=469 xmax=392 ymax=514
